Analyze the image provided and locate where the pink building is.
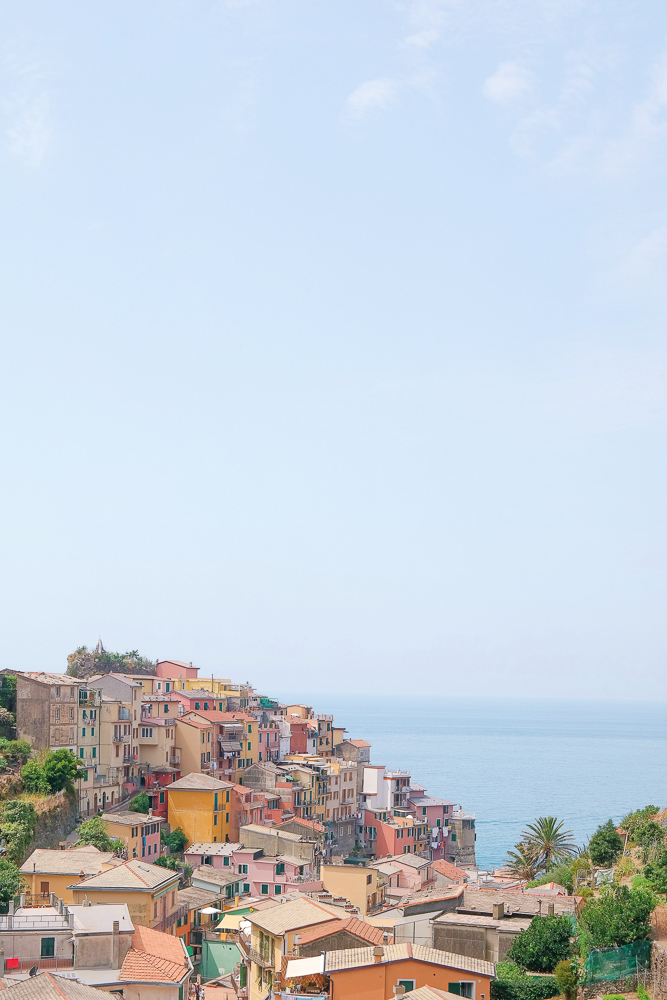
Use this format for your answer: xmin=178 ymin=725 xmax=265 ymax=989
xmin=230 ymin=847 xmax=323 ymax=897
xmin=155 ymin=659 xmax=200 ymax=680
xmin=408 ymin=786 xmax=456 ymax=859
xmin=258 ymin=723 xmax=281 ymax=763
xmin=370 ymin=852 xmax=433 ymax=891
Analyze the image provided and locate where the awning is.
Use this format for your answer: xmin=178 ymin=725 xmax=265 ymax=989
xmin=219 ymin=740 xmax=243 ymax=752
xmin=285 ymin=955 xmax=326 ymax=979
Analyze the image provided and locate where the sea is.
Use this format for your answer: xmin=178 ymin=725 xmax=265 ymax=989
xmin=274 ymin=693 xmax=667 ymax=869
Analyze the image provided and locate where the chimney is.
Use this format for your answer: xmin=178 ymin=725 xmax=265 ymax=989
xmin=83 ymin=896 xmax=91 ymax=907
xmin=394 ymin=988 xmax=406 ymax=998
xmin=547 ymin=902 xmax=555 ymax=916
xmin=373 ymin=946 xmax=384 ymax=964
xmin=148 ymin=808 xmax=153 ymax=818
xmin=112 ymin=920 xmax=120 ymax=969
xmin=492 ymin=902 xmax=504 ymax=921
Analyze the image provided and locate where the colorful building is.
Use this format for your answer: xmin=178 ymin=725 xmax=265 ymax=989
xmin=68 ymin=858 xmax=181 ymax=932
xmin=101 ymin=810 xmax=163 ymax=860
xmin=167 ymin=771 xmax=234 ymax=846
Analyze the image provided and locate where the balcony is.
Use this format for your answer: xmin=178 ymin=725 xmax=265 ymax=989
xmin=248 ymin=947 xmax=274 ymax=970
xmin=113 ymin=734 xmax=126 ymax=743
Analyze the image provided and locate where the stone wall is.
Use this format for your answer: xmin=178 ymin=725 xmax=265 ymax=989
xmin=652 ymin=941 xmax=667 ymax=1000
xmin=32 ymin=791 xmax=79 ymax=853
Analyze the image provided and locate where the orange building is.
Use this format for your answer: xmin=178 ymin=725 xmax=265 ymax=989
xmin=324 ymin=943 xmax=494 ymax=1000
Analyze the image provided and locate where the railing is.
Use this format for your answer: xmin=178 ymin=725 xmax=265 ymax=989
xmin=154 ymin=904 xmax=189 ymax=934
xmin=0 ymin=913 xmax=69 ymax=930
xmin=6 ymin=958 xmax=74 ymax=974
xmin=248 ymin=947 xmax=274 ymax=969
xmin=93 ymin=774 xmax=107 ymax=786
xmin=113 ymin=735 xmax=126 ymax=743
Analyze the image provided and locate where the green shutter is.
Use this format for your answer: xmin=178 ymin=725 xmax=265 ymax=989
xmin=448 ymin=985 xmax=461 ymax=995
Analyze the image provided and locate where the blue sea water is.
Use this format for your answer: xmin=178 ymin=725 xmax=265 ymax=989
xmin=275 ymin=693 xmax=667 ymax=868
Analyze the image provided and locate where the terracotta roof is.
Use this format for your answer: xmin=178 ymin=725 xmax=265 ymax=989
xmin=324 ymin=942 xmax=495 ymax=977
xmin=432 ymin=859 xmax=469 ymax=881
xmin=405 ymin=990 xmax=462 ymax=1000
xmin=348 ymin=739 xmax=371 ymax=747
xmin=0 ymin=972 xmax=107 ymax=997
xmin=168 ymin=772 xmax=234 ymax=791
xmin=20 ymin=673 xmax=78 ymax=686
xmin=68 ymin=858 xmax=179 ymax=892
xmin=20 ymin=848 xmax=114 ymax=876
xmin=176 ymin=715 xmax=212 ymax=729
xmin=278 ymin=817 xmax=325 ymax=833
xmin=296 ymin=916 xmax=389 ymax=947
xmin=120 ymin=924 xmax=190 ymax=984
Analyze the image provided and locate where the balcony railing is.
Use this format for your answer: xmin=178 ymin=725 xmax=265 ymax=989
xmin=248 ymin=947 xmax=274 ymax=969
xmin=113 ymin=735 xmax=126 ymax=743
xmin=5 ymin=958 xmax=74 ymax=974
xmin=153 ymin=904 xmax=189 ymax=934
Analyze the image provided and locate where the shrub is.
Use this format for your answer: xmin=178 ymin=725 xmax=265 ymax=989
xmin=507 ymin=914 xmax=573 ymax=972
xmin=643 ymin=851 xmax=667 ymax=895
xmin=161 ymin=827 xmax=188 ymax=854
xmin=554 ymin=959 xmax=578 ymax=1000
xmin=129 ymin=792 xmax=151 ymax=814
xmin=0 ymin=858 xmax=24 ymax=910
xmin=43 ymin=749 xmax=82 ymax=793
xmin=491 ymin=963 xmax=559 ymax=1000
xmin=621 ymin=806 xmax=659 ymax=841
xmin=614 ymin=858 xmax=636 ymax=879
xmin=601 ymin=994 xmax=625 ymax=999
xmin=20 ymin=760 xmax=49 ymax=795
xmin=0 ymin=801 xmax=38 ymax=865
xmin=526 ymin=863 xmax=574 ymax=894
xmin=577 ymin=883 xmax=656 ymax=954
xmin=77 ymin=816 xmax=123 ymax=853
xmin=0 ymin=740 xmax=31 ymax=766
xmin=589 ymin=820 xmax=624 ymax=868
xmin=637 ymin=984 xmax=651 ymax=1000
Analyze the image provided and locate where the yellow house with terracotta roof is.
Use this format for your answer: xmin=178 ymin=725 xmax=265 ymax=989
xmin=167 ymin=771 xmax=234 ymax=848
xmin=19 ymin=846 xmax=115 ymax=903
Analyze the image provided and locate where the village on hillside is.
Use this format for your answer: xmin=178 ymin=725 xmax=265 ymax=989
xmin=0 ymin=649 xmax=663 ymax=1000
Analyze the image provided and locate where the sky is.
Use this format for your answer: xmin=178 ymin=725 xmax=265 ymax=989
xmin=1 ymin=0 xmax=666 ymax=699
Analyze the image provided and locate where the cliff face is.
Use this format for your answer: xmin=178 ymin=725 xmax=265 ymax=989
xmin=66 ymin=646 xmax=156 ymax=679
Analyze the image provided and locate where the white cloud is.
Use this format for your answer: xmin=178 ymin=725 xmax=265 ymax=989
xmin=344 ymin=78 xmax=398 ymax=120
xmin=603 ymin=55 xmax=667 ymax=175
xmin=483 ymin=62 xmax=532 ymax=105
xmin=2 ymin=48 xmax=53 ymax=170
xmin=403 ymin=0 xmax=451 ymax=50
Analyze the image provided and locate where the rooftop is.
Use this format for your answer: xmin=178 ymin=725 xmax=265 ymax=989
xmin=241 ymin=824 xmax=305 ymax=843
xmin=177 ymin=886 xmax=224 ymax=911
xmin=432 ymin=859 xmax=469 ymax=881
xmin=119 ymin=924 xmax=190 ymax=985
xmin=248 ymin=896 xmax=345 ymax=936
xmin=347 ymin=739 xmax=371 ymax=748
xmin=0 ymin=972 xmax=108 ymax=998
xmin=168 ymin=772 xmax=234 ymax=791
xmin=102 ymin=811 xmax=163 ymax=827
xmin=68 ymin=858 xmax=179 ymax=892
xmin=191 ymin=866 xmax=246 ymax=887
xmin=460 ymin=888 xmax=576 ymax=917
xmin=324 ymin=942 xmax=495 ymax=977
xmin=20 ymin=848 xmax=114 ymax=876
xmin=184 ymin=842 xmax=241 ymax=857
xmin=296 ymin=915 xmax=388 ymax=947
xmin=19 ymin=673 xmax=78 ymax=686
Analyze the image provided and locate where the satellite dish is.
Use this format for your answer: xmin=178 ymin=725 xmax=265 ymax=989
xmin=29 ymin=966 xmax=38 ymax=977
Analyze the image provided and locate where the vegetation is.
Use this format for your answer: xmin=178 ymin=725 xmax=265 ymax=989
xmin=507 ymin=914 xmax=573 ymax=972
xmin=161 ymin=826 xmax=188 ymax=854
xmin=577 ymin=883 xmax=656 ymax=954
xmin=20 ymin=760 xmax=50 ymax=795
xmin=43 ymin=749 xmax=83 ymax=793
xmin=67 ymin=645 xmax=155 ymax=679
xmin=554 ymin=960 xmax=579 ymax=1000
xmin=0 ymin=800 xmax=38 ymax=865
xmin=0 ymin=675 xmax=16 ymax=716
xmin=506 ymin=817 xmax=577 ymax=878
xmin=0 ymin=858 xmax=24 ymax=911
xmin=77 ymin=816 xmax=124 ymax=853
xmin=491 ymin=962 xmax=559 ymax=1000
xmin=526 ymin=863 xmax=574 ymax=894
xmin=635 ymin=821 xmax=666 ymax=861
xmin=155 ymin=856 xmax=193 ymax=881
xmin=589 ymin=820 xmax=624 ymax=867
xmin=129 ymin=792 xmax=151 ymax=814
xmin=643 ymin=851 xmax=667 ymax=894
xmin=637 ymin=983 xmax=651 ymax=1000
xmin=620 ymin=806 xmax=658 ymax=841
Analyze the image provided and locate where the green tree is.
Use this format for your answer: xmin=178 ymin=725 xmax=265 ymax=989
xmin=643 ymin=851 xmax=667 ymax=894
xmin=129 ymin=792 xmax=151 ymax=814
xmin=0 ymin=676 xmax=17 ymax=714
xmin=505 ymin=843 xmax=538 ymax=881
xmin=635 ymin=821 xmax=665 ymax=853
xmin=0 ymin=801 xmax=38 ymax=865
xmin=521 ymin=817 xmax=577 ymax=871
xmin=20 ymin=760 xmax=50 ymax=795
xmin=77 ymin=816 xmax=123 ymax=853
xmin=577 ymin=884 xmax=656 ymax=954
xmin=161 ymin=827 xmax=188 ymax=854
xmin=491 ymin=963 xmax=559 ymax=1000
xmin=589 ymin=820 xmax=624 ymax=868
xmin=620 ymin=806 xmax=658 ymax=841
xmin=554 ymin=960 xmax=578 ymax=1000
xmin=0 ymin=858 xmax=24 ymax=911
xmin=43 ymin=749 xmax=82 ymax=793
xmin=526 ymin=863 xmax=574 ymax=894
xmin=507 ymin=914 xmax=573 ymax=972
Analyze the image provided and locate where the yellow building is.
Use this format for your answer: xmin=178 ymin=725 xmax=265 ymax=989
xmin=174 ymin=715 xmax=215 ymax=775
xmin=246 ymin=896 xmax=341 ymax=1000
xmin=167 ymin=771 xmax=234 ymax=847
xmin=101 ymin=810 xmax=164 ymax=860
xmin=283 ymin=704 xmax=312 ymax=720
xmin=182 ymin=710 xmax=258 ymax=785
xmin=20 ymin=847 xmax=115 ymax=904
xmin=320 ymin=862 xmax=386 ymax=915
xmin=283 ymin=756 xmax=330 ymax=825
xmin=69 ymin=857 xmax=181 ymax=931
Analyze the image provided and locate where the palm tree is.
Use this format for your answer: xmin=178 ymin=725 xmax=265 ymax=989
xmin=521 ymin=816 xmax=577 ymax=871
xmin=505 ymin=842 xmax=538 ymax=881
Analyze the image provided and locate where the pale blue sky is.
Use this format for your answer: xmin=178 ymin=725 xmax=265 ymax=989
xmin=1 ymin=1 xmax=666 ymax=698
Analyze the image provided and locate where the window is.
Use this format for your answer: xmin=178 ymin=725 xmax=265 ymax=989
xmin=40 ymin=881 xmax=50 ymax=896
xmin=195 ymin=702 xmax=200 ymax=710
xmin=214 ymin=815 xmax=217 ymax=826
xmin=207 ymin=732 xmax=210 ymax=743
xmin=91 ymin=727 xmax=94 ymax=736
xmin=226 ymin=790 xmax=230 ymax=802
xmin=449 ymin=985 xmax=474 ymax=998
xmin=55 ymin=687 xmax=60 ymax=698
xmin=398 ymin=981 xmax=415 ymax=993
xmin=366 ymin=874 xmax=372 ymax=884
xmin=238 ymin=864 xmax=248 ymax=874
xmin=274 ymin=884 xmax=282 ymax=894
xmin=259 ymin=733 xmax=263 ymax=743
xmin=247 ymin=725 xmax=252 ymax=733
xmin=166 ymin=683 xmax=170 ymax=692
xmin=132 ymin=827 xmax=138 ymax=837
xmin=204 ymin=702 xmax=209 ymax=710
xmin=202 ymin=733 xmax=205 ymax=744
xmin=70 ymin=708 xmax=74 ymax=720
xmin=141 ymin=728 xmax=153 ymax=738
xmin=92 ymin=747 xmax=96 ymax=758
xmin=40 ymin=938 xmax=55 ymax=958
xmin=164 ymin=705 xmax=169 ymax=713
xmin=223 ymin=856 xmax=230 ymax=866
xmin=276 ymin=863 xmax=285 ymax=874
xmin=451 ymin=833 xmax=457 ymax=842
xmin=259 ymin=752 xmax=262 ymax=761
xmin=160 ymin=791 xmax=165 ymax=804
xmin=261 ymin=884 xmax=269 ymax=894
xmin=81 ymin=727 xmax=86 ymax=737
xmin=79 ymin=748 xmax=84 ymax=758
xmin=422 ymin=806 xmax=427 ymax=815
xmin=214 ymin=793 xmax=218 ymax=810
xmin=243 ymin=882 xmax=250 ymax=893
xmin=219 ymin=702 xmax=223 ymax=710
xmin=82 ymin=770 xmax=88 ymax=782
xmin=55 ymin=709 xmax=60 ymax=722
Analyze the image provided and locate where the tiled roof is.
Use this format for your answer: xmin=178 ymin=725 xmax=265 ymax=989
xmin=191 ymin=866 xmax=245 ymax=887
xmin=102 ymin=811 xmax=163 ymax=827
xmin=348 ymin=739 xmax=371 ymax=747
xmin=386 ymin=853 xmax=431 ymax=869
xmin=20 ymin=848 xmax=114 ymax=876
xmin=241 ymin=824 xmax=304 ymax=842
xmin=297 ymin=916 xmax=389 ymax=947
xmin=120 ymin=924 xmax=189 ymax=984
xmin=409 ymin=795 xmax=455 ymax=807
xmin=168 ymin=772 xmax=234 ymax=791
xmin=184 ymin=842 xmax=241 ymax=856
xmin=324 ymin=942 xmax=495 ymax=977
xmin=176 ymin=716 xmax=212 ymax=729
xmin=249 ymin=896 xmax=346 ymax=936
xmin=69 ymin=858 xmax=179 ymax=891
xmin=0 ymin=972 xmax=106 ymax=997
xmin=278 ymin=817 xmax=325 ymax=833
xmin=177 ymin=886 xmax=224 ymax=910
xmin=20 ymin=673 xmax=78 ymax=686
xmin=461 ymin=888 xmax=576 ymax=916
xmin=405 ymin=989 xmax=461 ymax=1000
xmin=432 ymin=859 xmax=469 ymax=881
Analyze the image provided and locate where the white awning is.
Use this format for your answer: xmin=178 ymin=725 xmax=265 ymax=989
xmin=285 ymin=954 xmax=326 ymax=979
